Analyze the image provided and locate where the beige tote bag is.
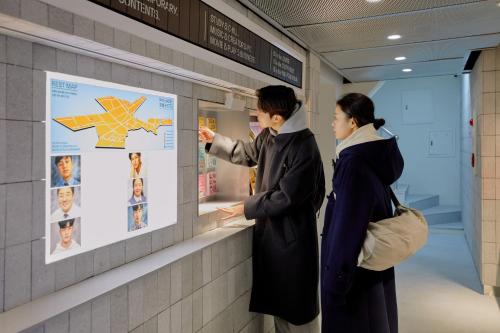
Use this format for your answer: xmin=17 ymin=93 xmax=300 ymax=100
xmin=358 ymin=188 xmax=429 ymax=271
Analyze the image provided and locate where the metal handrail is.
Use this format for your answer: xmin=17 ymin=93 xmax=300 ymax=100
xmin=380 ymin=126 xmax=399 ymax=140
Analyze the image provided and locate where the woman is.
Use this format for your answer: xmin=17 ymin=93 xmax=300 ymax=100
xmin=321 ymin=93 xmax=404 ymax=332
xmin=128 ymin=178 xmax=147 ymax=205
xmin=129 ymin=152 xmax=146 ymax=178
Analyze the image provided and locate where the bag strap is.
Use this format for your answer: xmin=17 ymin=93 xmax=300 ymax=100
xmin=388 ymin=187 xmax=401 ymax=208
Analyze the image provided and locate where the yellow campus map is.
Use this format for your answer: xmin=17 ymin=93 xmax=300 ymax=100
xmin=53 ymin=96 xmax=173 ymax=148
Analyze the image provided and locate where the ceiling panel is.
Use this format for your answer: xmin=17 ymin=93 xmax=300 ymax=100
xmin=247 ymin=0 xmax=483 ymax=27
xmin=240 ymin=0 xmax=500 ymax=82
xmin=342 ymin=58 xmax=465 ymax=82
xmin=324 ymin=34 xmax=500 ymax=68
xmin=288 ymin=1 xmax=500 ymax=52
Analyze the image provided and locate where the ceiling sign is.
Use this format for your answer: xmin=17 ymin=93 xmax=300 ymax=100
xmin=89 ymin=0 xmax=303 ymax=87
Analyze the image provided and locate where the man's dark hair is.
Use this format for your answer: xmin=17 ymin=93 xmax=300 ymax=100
xmin=58 ymin=219 xmax=75 ymax=229
xmin=55 ymin=155 xmax=72 ymax=166
xmin=256 ymin=85 xmax=301 ymax=120
xmin=57 ymin=187 xmax=75 ymax=195
xmin=337 ymin=93 xmax=385 ymax=130
xmin=129 ymin=152 xmax=141 ymax=160
xmin=133 ymin=204 xmax=143 ymax=211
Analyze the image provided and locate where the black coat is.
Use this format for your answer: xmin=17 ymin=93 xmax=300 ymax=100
xmin=321 ymin=138 xmax=404 ymax=333
xmin=208 ymin=128 xmax=325 ymax=325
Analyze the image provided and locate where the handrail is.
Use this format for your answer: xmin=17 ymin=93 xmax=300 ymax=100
xmin=380 ymin=127 xmax=399 ymax=140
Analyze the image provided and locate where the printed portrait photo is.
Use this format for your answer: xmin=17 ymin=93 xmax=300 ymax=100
xmin=51 ymin=155 xmax=81 ymax=187
xmin=50 ymin=218 xmax=82 ymax=255
xmin=129 ymin=152 xmax=147 ymax=178
xmin=127 ymin=203 xmax=148 ymax=232
xmin=51 ymin=186 xmax=82 ymax=221
xmin=128 ymin=177 xmax=148 ymax=206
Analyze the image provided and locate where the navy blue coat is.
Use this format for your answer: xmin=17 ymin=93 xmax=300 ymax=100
xmin=321 ymin=138 xmax=404 ymax=333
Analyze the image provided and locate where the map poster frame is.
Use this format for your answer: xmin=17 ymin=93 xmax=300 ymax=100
xmin=45 ymin=72 xmax=178 ymax=264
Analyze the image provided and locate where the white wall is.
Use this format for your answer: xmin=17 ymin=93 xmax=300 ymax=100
xmin=317 ymin=62 xmax=343 ymax=233
xmin=372 ymin=76 xmax=462 ymax=205
xmin=460 ymin=72 xmax=482 ymax=278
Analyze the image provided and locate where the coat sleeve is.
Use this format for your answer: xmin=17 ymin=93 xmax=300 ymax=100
xmin=205 ymin=131 xmax=265 ymax=167
xmin=313 ymin=160 xmax=326 ymax=214
xmin=243 ymin=142 xmax=324 ymax=220
xmin=322 ymin=156 xmax=376 ymax=299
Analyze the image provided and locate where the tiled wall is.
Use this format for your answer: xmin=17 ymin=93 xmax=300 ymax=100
xmin=19 ymin=228 xmax=273 ymax=333
xmin=0 ymin=34 xmax=276 ymax=332
xmin=478 ymin=47 xmax=500 ymax=293
xmin=0 ymin=34 xmax=199 ymax=311
xmin=466 ymin=46 xmax=500 ymax=294
xmin=0 ymin=0 xmax=319 ymax=331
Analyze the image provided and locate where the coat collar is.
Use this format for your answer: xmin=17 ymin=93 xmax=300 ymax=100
xmin=272 ymin=128 xmax=313 ymax=152
xmin=268 ymin=103 xmax=307 ymax=137
xmin=278 ymin=103 xmax=307 ymax=135
xmin=336 ymin=123 xmax=383 ymax=159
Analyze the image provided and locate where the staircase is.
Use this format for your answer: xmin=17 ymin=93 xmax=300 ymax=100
xmin=393 ymin=184 xmax=462 ymax=226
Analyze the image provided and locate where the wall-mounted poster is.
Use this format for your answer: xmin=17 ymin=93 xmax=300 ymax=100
xmin=46 ymin=72 xmax=177 ymax=263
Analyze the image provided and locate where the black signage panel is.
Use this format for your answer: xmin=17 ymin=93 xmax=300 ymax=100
xmin=88 ymin=0 xmax=303 ymax=87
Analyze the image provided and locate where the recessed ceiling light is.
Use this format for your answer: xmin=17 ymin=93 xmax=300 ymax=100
xmin=366 ymin=0 xmax=383 ymax=3
xmin=402 ymin=68 xmax=412 ymax=72
xmin=387 ymin=34 xmax=401 ymax=40
xmin=395 ymin=56 xmax=406 ymax=61
xmin=497 ymin=1 xmax=500 ymax=7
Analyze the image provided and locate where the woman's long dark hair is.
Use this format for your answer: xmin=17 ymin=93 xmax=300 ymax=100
xmin=337 ymin=93 xmax=385 ymax=129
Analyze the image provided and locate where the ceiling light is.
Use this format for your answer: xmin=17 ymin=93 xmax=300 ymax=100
xmin=395 ymin=56 xmax=406 ymax=61
xmin=366 ymin=0 xmax=383 ymax=2
xmin=402 ymin=68 xmax=412 ymax=72
xmin=387 ymin=34 xmax=401 ymax=40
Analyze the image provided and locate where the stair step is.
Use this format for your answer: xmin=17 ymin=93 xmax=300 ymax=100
xmin=429 ymin=222 xmax=464 ymax=230
xmin=421 ymin=205 xmax=462 ymax=225
xmin=405 ymin=194 xmax=439 ymax=210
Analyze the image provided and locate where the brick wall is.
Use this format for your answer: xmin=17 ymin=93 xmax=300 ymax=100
xmin=0 ymin=33 xmax=276 ymax=333
xmin=477 ymin=47 xmax=500 ymax=293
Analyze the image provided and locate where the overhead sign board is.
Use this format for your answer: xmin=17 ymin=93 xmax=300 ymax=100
xmin=89 ymin=0 xmax=303 ymax=87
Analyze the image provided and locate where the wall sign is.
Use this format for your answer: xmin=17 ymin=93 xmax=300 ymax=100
xmin=89 ymin=0 xmax=303 ymax=88
xmin=46 ymin=72 xmax=178 ymax=263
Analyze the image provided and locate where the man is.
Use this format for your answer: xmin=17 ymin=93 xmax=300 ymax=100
xmin=199 ymin=85 xmax=325 ymax=332
xmin=53 ymin=219 xmax=80 ymax=254
xmin=130 ymin=204 xmax=147 ymax=231
xmin=51 ymin=187 xmax=82 ymax=221
xmin=53 ymin=156 xmax=80 ymax=187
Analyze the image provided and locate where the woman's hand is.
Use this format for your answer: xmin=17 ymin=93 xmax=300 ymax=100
xmin=218 ymin=204 xmax=244 ymax=220
xmin=198 ymin=127 xmax=215 ymax=143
